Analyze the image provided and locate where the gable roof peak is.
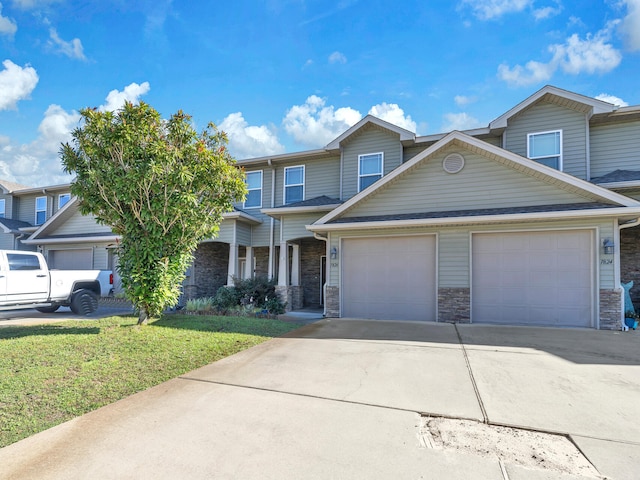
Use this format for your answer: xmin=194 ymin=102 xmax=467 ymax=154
xmin=326 ymin=114 xmax=416 ymax=150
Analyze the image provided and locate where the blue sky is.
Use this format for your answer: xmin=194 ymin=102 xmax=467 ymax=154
xmin=0 ymin=0 xmax=638 ymax=186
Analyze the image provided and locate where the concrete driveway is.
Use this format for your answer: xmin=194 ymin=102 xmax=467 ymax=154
xmin=1 ymin=319 xmax=638 ymax=479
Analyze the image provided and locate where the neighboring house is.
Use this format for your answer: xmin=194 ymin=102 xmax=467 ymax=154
xmin=4 ymin=85 xmax=640 ymax=329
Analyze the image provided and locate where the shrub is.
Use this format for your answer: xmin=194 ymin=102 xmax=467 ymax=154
xmin=212 ymin=286 xmax=241 ymax=310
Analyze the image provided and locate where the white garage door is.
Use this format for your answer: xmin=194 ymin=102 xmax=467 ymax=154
xmin=472 ymin=230 xmax=594 ymax=328
xmin=342 ymin=235 xmax=436 ymax=321
xmin=48 ymin=249 xmax=93 ymax=270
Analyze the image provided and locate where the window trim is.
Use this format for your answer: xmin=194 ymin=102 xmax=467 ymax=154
xmin=58 ymin=193 xmax=71 ymax=210
xmin=243 ymin=170 xmax=263 ymax=209
xmin=284 ymin=165 xmax=305 ymax=205
xmin=527 ymin=130 xmax=563 ymax=170
xmin=358 ymin=152 xmax=384 ymax=192
xmin=0 ymin=198 xmax=5 ymax=218
xmin=35 ymin=196 xmax=47 ymax=225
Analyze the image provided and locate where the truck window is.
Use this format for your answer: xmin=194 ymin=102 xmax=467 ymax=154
xmin=7 ymin=253 xmax=42 ymax=271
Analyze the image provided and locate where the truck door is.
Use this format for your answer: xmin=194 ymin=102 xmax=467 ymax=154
xmin=5 ymin=252 xmax=49 ymax=303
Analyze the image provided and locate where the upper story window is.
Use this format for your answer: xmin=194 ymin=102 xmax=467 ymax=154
xmin=284 ymin=165 xmax=304 ymax=204
xmin=527 ymin=130 xmax=562 ymax=170
xmin=35 ymin=196 xmax=47 ymax=225
xmin=359 ymin=152 xmax=384 ymax=191
xmin=0 ymin=199 xmax=5 ymax=218
xmin=244 ymin=171 xmax=262 ymax=209
xmin=58 ymin=193 xmax=71 ymax=209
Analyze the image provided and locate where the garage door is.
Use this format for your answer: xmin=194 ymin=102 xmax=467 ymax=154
xmin=48 ymin=249 xmax=93 ymax=270
xmin=472 ymin=230 xmax=594 ymax=327
xmin=342 ymin=235 xmax=436 ymax=321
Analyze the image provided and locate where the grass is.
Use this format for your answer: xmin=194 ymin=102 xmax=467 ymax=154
xmin=0 ymin=314 xmax=302 ymax=448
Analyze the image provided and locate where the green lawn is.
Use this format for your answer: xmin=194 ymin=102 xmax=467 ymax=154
xmin=0 ymin=314 xmax=302 ymax=448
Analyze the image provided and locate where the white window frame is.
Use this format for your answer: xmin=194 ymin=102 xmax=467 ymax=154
xmin=35 ymin=196 xmax=47 ymax=225
xmin=58 ymin=193 xmax=71 ymax=209
xmin=527 ymin=130 xmax=562 ymax=170
xmin=0 ymin=198 xmax=5 ymax=218
xmin=243 ymin=170 xmax=263 ymax=209
xmin=358 ymin=152 xmax=384 ymax=192
xmin=284 ymin=165 xmax=305 ymax=205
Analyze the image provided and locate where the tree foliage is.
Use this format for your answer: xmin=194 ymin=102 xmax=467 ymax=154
xmin=61 ymin=102 xmax=247 ymax=324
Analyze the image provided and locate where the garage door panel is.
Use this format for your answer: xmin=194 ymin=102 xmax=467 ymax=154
xmin=342 ymin=235 xmax=436 ymax=321
xmin=49 ymin=249 xmax=92 ymax=270
xmin=473 ymin=230 xmax=594 ymax=328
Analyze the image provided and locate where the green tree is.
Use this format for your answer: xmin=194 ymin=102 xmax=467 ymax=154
xmin=61 ymin=102 xmax=246 ymax=324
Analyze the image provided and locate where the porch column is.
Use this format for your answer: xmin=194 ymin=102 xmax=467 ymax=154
xmin=227 ymin=243 xmax=238 ymax=286
xmin=278 ymin=242 xmax=289 ymax=286
xmin=244 ymin=246 xmax=254 ymax=279
xmin=291 ymin=244 xmax=300 ymax=286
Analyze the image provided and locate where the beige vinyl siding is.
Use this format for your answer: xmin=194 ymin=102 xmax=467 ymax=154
xmin=341 ymin=146 xmax=593 ymax=219
xmin=236 ymin=222 xmax=252 ymax=245
xmin=439 ymin=230 xmax=469 ymax=287
xmin=281 ymin=213 xmax=323 ymax=240
xmin=326 ymin=218 xmax=614 ymax=291
xmin=52 ymin=211 xmax=112 ymax=236
xmin=479 ymin=136 xmax=502 ymax=147
xmin=342 ymin=127 xmax=402 ymax=200
xmin=504 ymin=101 xmax=587 ymax=179
xmin=590 ymin=120 xmax=640 ymax=178
xmin=614 ymin=188 xmax=640 ymax=202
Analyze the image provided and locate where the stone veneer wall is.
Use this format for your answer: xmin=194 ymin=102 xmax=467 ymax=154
xmin=438 ymin=288 xmax=471 ymax=323
xmin=299 ymin=238 xmax=325 ymax=308
xmin=325 ymin=286 xmax=340 ymax=317
xmin=253 ymin=247 xmax=270 ymax=278
xmin=620 ymin=225 xmax=640 ymax=307
xmin=275 ymin=285 xmax=303 ymax=312
xmin=599 ymin=288 xmax=622 ymax=330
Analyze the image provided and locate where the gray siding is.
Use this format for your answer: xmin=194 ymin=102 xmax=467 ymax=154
xmin=236 ymin=167 xmax=272 ymax=211
xmin=0 ymin=233 xmax=14 ymax=249
xmin=342 ymin=126 xmax=402 ymax=200
xmin=250 ymin=212 xmax=275 ymax=246
xmin=504 ymin=101 xmax=588 ymax=179
xmin=0 ymin=194 xmax=13 ymax=219
xmin=342 ymin=146 xmax=593 ymax=219
xmin=590 ymin=120 xmax=640 ymax=178
xmin=17 ymin=195 xmax=38 ymax=224
xmin=272 ymin=155 xmax=340 ymax=206
xmin=439 ymin=230 xmax=469 ymax=288
xmin=53 ymin=211 xmax=112 ymax=235
xmin=236 ymin=222 xmax=252 ymax=246
xmin=403 ymin=145 xmax=430 ymax=163
xmin=282 ymin=213 xmax=324 ymax=241
xmin=214 ymin=220 xmax=234 ymax=244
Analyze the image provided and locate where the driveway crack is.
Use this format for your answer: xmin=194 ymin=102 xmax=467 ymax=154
xmin=454 ymin=324 xmax=489 ymax=424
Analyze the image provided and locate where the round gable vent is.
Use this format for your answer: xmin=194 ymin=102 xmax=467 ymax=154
xmin=443 ymin=153 xmax=465 ymax=174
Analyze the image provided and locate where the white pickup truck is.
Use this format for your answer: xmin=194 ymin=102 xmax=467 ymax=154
xmin=0 ymin=250 xmax=113 ymax=315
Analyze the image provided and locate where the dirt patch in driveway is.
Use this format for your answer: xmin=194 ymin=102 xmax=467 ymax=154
xmin=420 ymin=416 xmax=601 ymax=478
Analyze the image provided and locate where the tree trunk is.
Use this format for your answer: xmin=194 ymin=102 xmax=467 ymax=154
xmin=137 ymin=307 xmax=149 ymax=325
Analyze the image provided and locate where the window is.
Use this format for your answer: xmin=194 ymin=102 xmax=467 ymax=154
xmin=58 ymin=193 xmax=71 ymax=209
xmin=359 ymin=153 xmax=384 ymax=191
xmin=7 ymin=253 xmax=42 ymax=270
xmin=527 ymin=130 xmax=562 ymax=170
xmin=35 ymin=196 xmax=47 ymax=225
xmin=0 ymin=199 xmax=5 ymax=218
xmin=284 ymin=166 xmax=304 ymax=204
xmin=244 ymin=171 xmax=262 ymax=208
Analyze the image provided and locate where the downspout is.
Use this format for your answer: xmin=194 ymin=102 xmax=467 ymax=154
xmin=314 ymin=232 xmax=329 ymax=317
xmin=585 ymin=113 xmax=591 ymax=181
xmin=339 ymin=146 xmax=344 ymax=200
xmin=268 ymin=159 xmax=276 ymax=279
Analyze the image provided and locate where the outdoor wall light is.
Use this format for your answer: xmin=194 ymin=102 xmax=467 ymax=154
xmin=603 ymin=238 xmax=615 ymax=255
xmin=330 ymin=247 xmax=338 ymax=260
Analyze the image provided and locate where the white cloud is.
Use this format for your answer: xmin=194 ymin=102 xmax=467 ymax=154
xmin=0 ymin=59 xmax=39 ymax=110
xmin=498 ymin=27 xmax=622 ymax=86
xmin=454 ymin=95 xmax=477 ymax=107
xmin=533 ymin=4 xmax=562 ymax=20
xmin=283 ymin=95 xmax=362 ymax=147
xmin=595 ymin=93 xmax=629 ymax=107
xmin=619 ymin=0 xmax=640 ymax=51
xmin=99 ymin=82 xmax=151 ymax=112
xmin=441 ymin=112 xmax=483 ymax=132
xmin=0 ymin=104 xmax=79 ymax=186
xmin=11 ymin=0 xmax=61 ymax=9
xmin=460 ymin=0 xmax=531 ymax=20
xmin=219 ymin=112 xmax=285 ymax=159
xmin=368 ymin=103 xmax=417 ymax=132
xmin=328 ymin=51 xmax=347 ymax=64
xmin=0 ymin=2 xmax=17 ymax=36
xmin=47 ymin=28 xmax=86 ymax=60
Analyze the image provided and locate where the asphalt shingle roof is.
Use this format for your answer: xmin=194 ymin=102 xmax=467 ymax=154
xmin=591 ymin=170 xmax=640 ymax=184
xmin=0 ymin=218 xmax=32 ymax=231
xmin=276 ymin=196 xmax=342 ymax=208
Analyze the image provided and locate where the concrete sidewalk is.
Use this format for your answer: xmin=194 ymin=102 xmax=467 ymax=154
xmin=1 ymin=319 xmax=639 ymax=479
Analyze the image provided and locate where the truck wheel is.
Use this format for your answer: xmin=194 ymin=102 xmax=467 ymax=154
xmin=36 ymin=305 xmax=60 ymax=313
xmin=70 ymin=289 xmax=99 ymax=316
